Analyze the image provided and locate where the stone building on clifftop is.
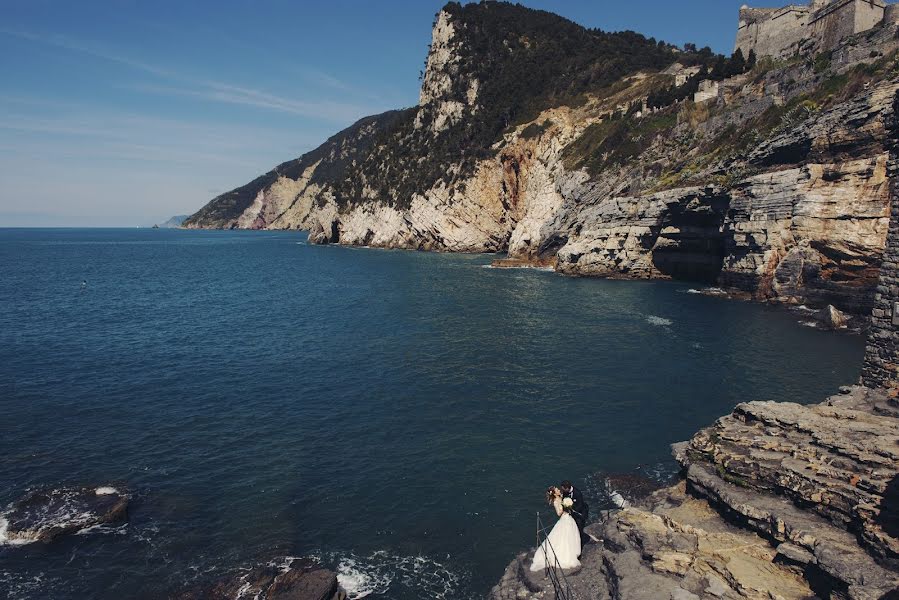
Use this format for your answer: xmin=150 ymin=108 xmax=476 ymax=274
xmin=735 ymin=0 xmax=899 ymax=59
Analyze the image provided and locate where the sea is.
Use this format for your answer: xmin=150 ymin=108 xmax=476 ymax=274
xmin=0 ymin=228 xmax=866 ymax=599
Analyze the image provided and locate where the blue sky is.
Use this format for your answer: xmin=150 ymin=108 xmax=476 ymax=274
xmin=1 ymin=0 xmax=774 ymax=226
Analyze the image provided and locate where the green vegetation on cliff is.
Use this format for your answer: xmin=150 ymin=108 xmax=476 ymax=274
xmin=333 ymin=1 xmax=681 ymax=209
xmin=183 ymin=109 xmax=409 ymax=228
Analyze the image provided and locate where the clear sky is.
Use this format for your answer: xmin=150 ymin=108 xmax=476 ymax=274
xmin=1 ymin=0 xmax=776 ymax=227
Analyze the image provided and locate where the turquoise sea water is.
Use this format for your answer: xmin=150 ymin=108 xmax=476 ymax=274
xmin=0 ymin=228 xmax=865 ymax=599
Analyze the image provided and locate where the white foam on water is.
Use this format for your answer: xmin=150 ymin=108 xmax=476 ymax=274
xmin=75 ymin=522 xmax=128 ymax=537
xmin=609 ymin=491 xmax=628 ymax=509
xmin=310 ymin=550 xmax=462 ymax=599
xmin=233 ymin=581 xmax=254 ymax=600
xmin=686 ymin=288 xmax=703 ymax=294
xmin=800 ymin=320 xmax=819 ymax=328
xmin=646 ymin=315 xmax=672 ymax=327
xmin=0 ymin=515 xmax=35 ymax=547
xmin=640 ymin=461 xmax=681 ymax=485
xmin=480 ymin=264 xmax=554 ymax=271
xmin=336 ymin=556 xmax=391 ymax=599
xmin=95 ymin=487 xmax=119 ymax=496
xmin=1 ymin=569 xmax=49 ymax=598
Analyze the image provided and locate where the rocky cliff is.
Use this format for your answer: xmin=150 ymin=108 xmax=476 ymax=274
xmin=186 ymin=2 xmax=899 ymax=315
xmin=489 ymin=85 xmax=899 ymax=600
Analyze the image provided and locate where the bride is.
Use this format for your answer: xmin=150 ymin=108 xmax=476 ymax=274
xmin=530 ymin=486 xmax=581 ymax=572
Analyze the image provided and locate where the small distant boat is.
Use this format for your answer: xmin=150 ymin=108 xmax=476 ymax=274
xmin=152 ymin=224 xmax=159 ymax=229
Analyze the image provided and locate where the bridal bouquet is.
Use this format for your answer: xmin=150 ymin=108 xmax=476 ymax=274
xmin=561 ymin=497 xmax=574 ymax=512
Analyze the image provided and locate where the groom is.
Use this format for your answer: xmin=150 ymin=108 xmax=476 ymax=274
xmin=560 ymin=480 xmax=589 ymax=546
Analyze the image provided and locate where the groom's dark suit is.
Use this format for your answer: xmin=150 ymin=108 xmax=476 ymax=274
xmin=562 ymin=485 xmax=589 ymax=545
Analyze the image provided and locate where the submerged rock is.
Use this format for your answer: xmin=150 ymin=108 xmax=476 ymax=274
xmin=174 ymin=557 xmax=344 ymax=600
xmin=0 ymin=486 xmax=128 ymax=544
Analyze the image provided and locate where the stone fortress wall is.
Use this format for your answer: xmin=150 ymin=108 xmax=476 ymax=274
xmin=735 ymin=0 xmax=897 ymax=59
xmin=735 ymin=5 xmax=812 ymax=59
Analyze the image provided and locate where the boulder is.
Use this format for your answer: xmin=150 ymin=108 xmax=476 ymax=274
xmin=817 ymin=304 xmax=849 ymax=329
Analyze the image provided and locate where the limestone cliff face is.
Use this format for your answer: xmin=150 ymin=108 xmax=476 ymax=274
xmin=416 ymin=9 xmax=479 ymax=134
xmin=186 ymin=1 xmax=899 ymax=314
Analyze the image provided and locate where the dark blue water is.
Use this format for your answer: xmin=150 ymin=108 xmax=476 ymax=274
xmin=0 ymin=228 xmax=865 ymax=599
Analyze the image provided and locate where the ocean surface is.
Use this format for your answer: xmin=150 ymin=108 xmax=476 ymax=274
xmin=0 ymin=228 xmax=866 ymax=599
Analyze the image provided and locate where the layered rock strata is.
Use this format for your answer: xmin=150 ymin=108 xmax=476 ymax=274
xmin=492 ymin=85 xmax=899 ymax=600
xmin=491 ymin=391 xmax=899 ymax=599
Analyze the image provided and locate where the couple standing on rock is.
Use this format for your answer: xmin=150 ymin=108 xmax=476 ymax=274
xmin=530 ymin=480 xmax=590 ymax=572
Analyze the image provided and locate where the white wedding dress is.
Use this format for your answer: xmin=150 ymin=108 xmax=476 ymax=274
xmin=530 ymin=497 xmax=581 ymax=571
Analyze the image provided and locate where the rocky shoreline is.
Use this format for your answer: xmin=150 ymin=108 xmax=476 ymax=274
xmin=491 ymin=385 xmax=899 ymax=600
xmin=491 ymin=84 xmax=899 ymax=597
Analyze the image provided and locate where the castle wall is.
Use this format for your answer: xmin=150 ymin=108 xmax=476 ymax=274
xmin=810 ymin=0 xmax=884 ymax=52
xmin=736 ymin=0 xmax=885 ymax=59
xmin=735 ymin=6 xmax=809 ymax=59
xmin=855 ymin=0 xmax=888 ymax=32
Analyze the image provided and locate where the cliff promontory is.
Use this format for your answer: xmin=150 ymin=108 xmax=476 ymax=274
xmin=185 ymin=1 xmax=899 ymax=316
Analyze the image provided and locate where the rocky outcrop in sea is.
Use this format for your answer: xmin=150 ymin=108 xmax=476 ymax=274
xmin=174 ymin=557 xmax=345 ymax=600
xmin=0 ymin=486 xmax=128 ymax=545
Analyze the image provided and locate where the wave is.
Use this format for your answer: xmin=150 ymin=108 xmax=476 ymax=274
xmin=308 ymin=550 xmax=463 ymax=599
xmin=480 ymin=264 xmax=554 ymax=271
xmin=793 ymin=304 xmax=817 ymax=313
xmin=645 ymin=315 xmax=672 ymax=327
xmin=0 ymin=569 xmax=55 ymax=599
xmin=74 ymin=522 xmax=128 ymax=537
xmin=0 ymin=516 xmax=36 ymax=547
xmin=684 ymin=287 xmax=728 ymax=296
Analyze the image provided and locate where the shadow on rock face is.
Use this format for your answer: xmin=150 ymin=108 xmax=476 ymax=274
xmin=876 ymin=473 xmax=899 ymax=539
